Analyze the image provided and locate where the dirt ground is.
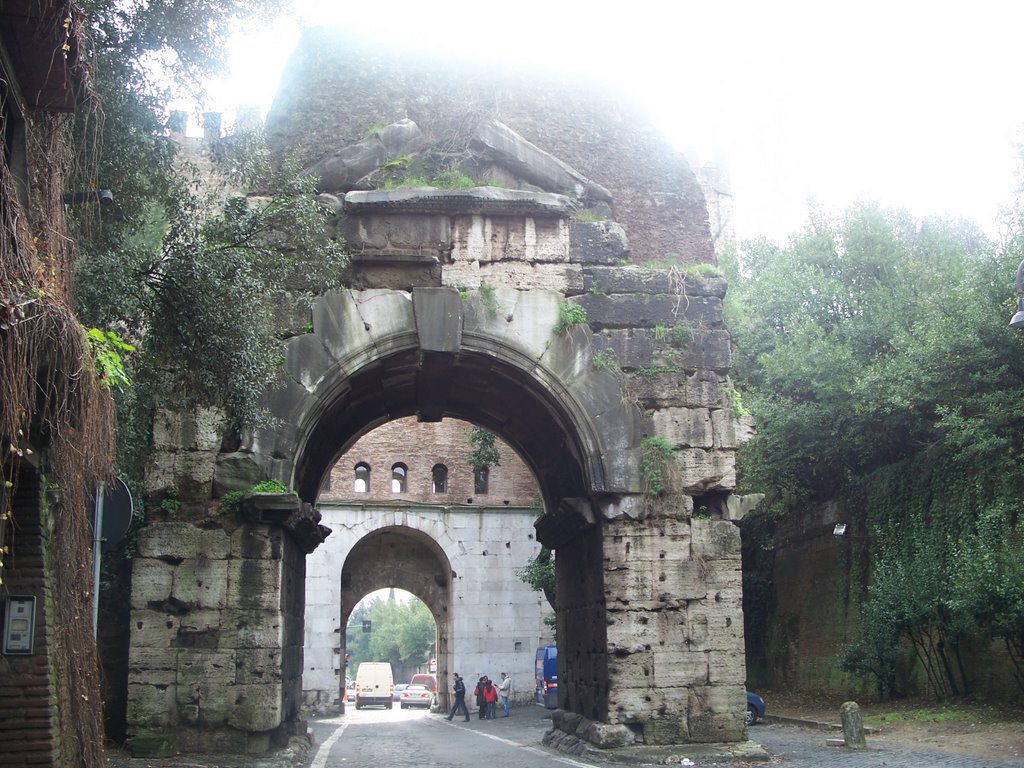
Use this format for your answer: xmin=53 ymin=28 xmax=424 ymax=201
xmin=764 ymin=690 xmax=1024 ymax=760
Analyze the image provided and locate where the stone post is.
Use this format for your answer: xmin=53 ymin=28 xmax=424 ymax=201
xmin=840 ymin=701 xmax=866 ymax=749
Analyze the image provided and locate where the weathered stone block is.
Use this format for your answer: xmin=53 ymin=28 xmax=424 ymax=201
xmin=653 ymin=648 xmax=709 ymax=688
xmin=131 ymin=560 xmax=175 ymax=608
xmin=213 ymin=451 xmax=267 ymax=497
xmin=583 ymin=721 xmax=634 ymax=748
xmin=674 ymin=448 xmax=736 ymax=493
xmin=230 ymin=526 xmax=284 ymax=561
xmin=235 ymin=648 xmax=284 ymax=684
xmin=651 ymin=407 xmax=714 ymax=449
xmin=478 ymin=261 xmax=583 ymax=293
xmin=228 ymin=684 xmax=284 ymax=732
xmin=583 ymin=266 xmax=727 ymax=297
xmin=641 ymin=714 xmax=690 ymax=745
xmin=228 ymin=559 xmax=283 ymax=611
xmin=440 ymin=259 xmax=481 ymax=288
xmin=173 ymin=558 xmax=230 ymax=610
xmin=576 ymin=294 xmax=722 ymax=330
xmin=690 ymin=519 xmax=741 ymax=560
xmin=413 ymin=287 xmax=462 ymax=353
xmin=623 ymin=369 xmax=724 ymax=410
xmin=130 ymin=612 xmax=181 ymax=650
xmin=152 ymin=407 xmax=227 ymax=452
xmin=452 ymin=214 xmax=569 ymax=264
xmin=283 ymin=333 xmax=334 ymax=392
xmin=678 ymin=330 xmax=732 ymax=372
xmin=178 ymin=650 xmax=235 ymax=689
xmin=687 ymin=684 xmax=746 ymax=742
xmin=127 ymin=682 xmax=178 ymax=728
xmin=311 ymin=289 xmax=374 ymax=363
xmin=706 ymin=650 xmax=746 ymax=685
xmin=128 ymin=647 xmax=179 ymax=685
xmin=136 ymin=523 xmax=217 ymax=561
xmin=341 ymin=212 xmax=451 ymax=256
xmin=220 ymin=610 xmax=284 ymax=650
xmin=571 ymin=222 xmax=630 ymax=265
xmin=353 ymin=289 xmax=416 ymax=342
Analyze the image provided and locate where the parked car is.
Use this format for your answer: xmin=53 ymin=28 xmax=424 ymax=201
xmin=409 ymin=673 xmax=437 ymax=694
xmin=399 ymin=684 xmax=434 ymax=709
xmin=746 ymin=691 xmax=766 ymax=725
xmin=392 ymin=683 xmax=409 ymax=702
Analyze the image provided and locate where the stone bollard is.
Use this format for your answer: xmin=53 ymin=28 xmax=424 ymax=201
xmin=839 ymin=701 xmax=867 ymax=749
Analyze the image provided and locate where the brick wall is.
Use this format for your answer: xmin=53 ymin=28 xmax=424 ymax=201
xmin=0 ymin=465 xmax=58 ymax=767
xmin=319 ymin=418 xmax=539 ymax=507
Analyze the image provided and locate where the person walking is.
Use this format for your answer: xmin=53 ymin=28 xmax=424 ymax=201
xmin=497 ymin=672 xmax=511 ymax=717
xmin=445 ymin=673 xmax=470 ymax=722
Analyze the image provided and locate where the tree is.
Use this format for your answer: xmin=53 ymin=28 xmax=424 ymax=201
xmin=69 ymin=0 xmax=347 ymax=477
xmin=345 ymin=597 xmax=436 ymax=669
xmin=730 ymin=203 xmax=1024 ymax=696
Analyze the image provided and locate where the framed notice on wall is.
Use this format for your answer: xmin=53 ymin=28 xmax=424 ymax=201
xmin=3 ymin=596 xmax=36 ymax=654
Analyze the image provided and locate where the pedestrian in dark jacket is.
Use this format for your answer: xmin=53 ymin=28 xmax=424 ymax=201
xmin=446 ymin=673 xmax=470 ymax=721
xmin=474 ymin=676 xmax=488 ymax=719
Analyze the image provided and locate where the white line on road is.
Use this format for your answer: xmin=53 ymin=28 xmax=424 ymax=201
xmin=310 ymin=721 xmax=349 ymax=768
xmin=446 ymin=721 xmax=599 ymax=768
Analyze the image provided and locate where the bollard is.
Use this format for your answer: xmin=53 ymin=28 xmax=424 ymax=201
xmin=839 ymin=701 xmax=867 ymax=749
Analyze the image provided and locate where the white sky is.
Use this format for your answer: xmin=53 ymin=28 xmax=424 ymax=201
xmin=198 ymin=0 xmax=1024 ymax=244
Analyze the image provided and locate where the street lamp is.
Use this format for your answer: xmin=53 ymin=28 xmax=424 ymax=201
xmin=1010 ymin=259 xmax=1024 ymax=329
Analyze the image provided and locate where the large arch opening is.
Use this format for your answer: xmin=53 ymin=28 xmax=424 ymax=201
xmin=304 ymin=417 xmax=555 ymax=714
xmin=291 ymin=340 xmax=604 ymax=512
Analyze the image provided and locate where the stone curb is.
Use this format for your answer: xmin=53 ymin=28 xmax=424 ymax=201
xmin=764 ymin=714 xmax=879 ymax=735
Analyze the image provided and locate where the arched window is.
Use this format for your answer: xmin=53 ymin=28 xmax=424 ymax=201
xmin=353 ymin=463 xmax=370 ymax=493
xmin=474 ymin=466 xmax=489 ymax=494
xmin=391 ymin=463 xmax=407 ymax=493
xmin=431 ymin=464 xmax=448 ymax=494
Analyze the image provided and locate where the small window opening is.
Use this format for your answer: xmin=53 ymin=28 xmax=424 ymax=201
xmin=432 ymin=464 xmax=448 ymax=494
xmin=353 ymin=463 xmax=370 ymax=493
xmin=391 ymin=463 xmax=407 ymax=493
xmin=474 ymin=466 xmax=489 ymax=494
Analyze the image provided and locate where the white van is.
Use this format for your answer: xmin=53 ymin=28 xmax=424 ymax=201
xmin=355 ymin=662 xmax=394 ymax=709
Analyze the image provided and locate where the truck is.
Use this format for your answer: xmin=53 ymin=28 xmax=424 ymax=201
xmin=534 ymin=645 xmax=557 ymax=708
xmin=355 ymin=661 xmax=394 ymax=709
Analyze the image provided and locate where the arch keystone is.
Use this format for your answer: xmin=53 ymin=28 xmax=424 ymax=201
xmin=413 ymin=287 xmax=463 ymax=353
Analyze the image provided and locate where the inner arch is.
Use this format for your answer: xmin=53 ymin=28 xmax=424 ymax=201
xmin=293 ymin=344 xmax=601 ymax=507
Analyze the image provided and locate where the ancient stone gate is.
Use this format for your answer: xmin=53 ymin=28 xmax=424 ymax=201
xmin=125 ymin=31 xmax=753 ymax=754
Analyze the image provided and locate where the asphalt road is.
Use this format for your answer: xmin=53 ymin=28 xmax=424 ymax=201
xmin=304 ymin=704 xmax=580 ymax=768
xmin=107 ymin=706 xmax=1024 ymax=767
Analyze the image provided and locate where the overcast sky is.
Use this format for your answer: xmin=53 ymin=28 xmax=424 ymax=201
xmin=201 ymin=1 xmax=1024 ymax=244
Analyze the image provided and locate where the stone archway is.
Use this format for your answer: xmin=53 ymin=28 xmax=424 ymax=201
xmin=339 ymin=528 xmax=451 ymax=708
xmin=127 ymin=102 xmax=752 ymax=751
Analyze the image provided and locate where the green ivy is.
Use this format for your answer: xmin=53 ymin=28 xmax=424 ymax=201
xmin=640 ymin=436 xmax=678 ymax=496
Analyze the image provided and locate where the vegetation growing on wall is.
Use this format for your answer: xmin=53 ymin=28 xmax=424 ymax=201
xmin=728 ymin=202 xmax=1024 ymax=699
xmin=517 ymin=547 xmax=556 ymax=611
xmin=466 ymin=426 xmax=501 ymax=471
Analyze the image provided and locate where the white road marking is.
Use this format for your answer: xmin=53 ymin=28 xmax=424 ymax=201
xmin=310 ymin=721 xmax=349 ymax=768
xmin=446 ymin=721 xmax=600 ymax=768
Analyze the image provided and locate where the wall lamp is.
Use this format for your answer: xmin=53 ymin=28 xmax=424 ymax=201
xmin=63 ymin=189 xmax=113 ymax=206
xmin=1010 ymin=259 xmax=1024 ymax=329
